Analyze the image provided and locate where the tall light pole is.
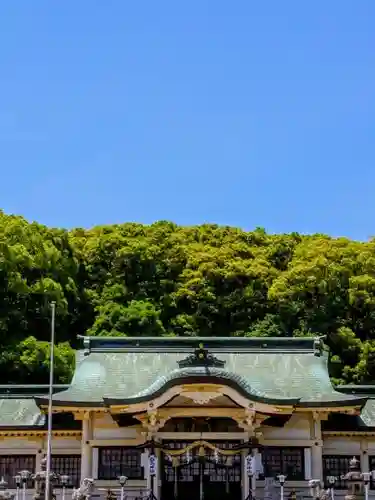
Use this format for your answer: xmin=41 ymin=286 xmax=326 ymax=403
xmin=45 ymin=301 xmax=56 ymax=500
xmin=277 ymin=474 xmax=286 ymax=500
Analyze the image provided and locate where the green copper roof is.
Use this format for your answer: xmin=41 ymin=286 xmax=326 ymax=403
xmin=359 ymin=399 xmax=375 ymax=427
xmin=322 ymin=399 xmax=375 ymax=430
xmin=0 ymin=397 xmax=44 ymax=427
xmin=0 ymin=386 xmax=70 ymax=428
xmin=333 ymin=386 xmax=375 ymax=428
xmin=36 ymin=336 xmax=365 ymax=407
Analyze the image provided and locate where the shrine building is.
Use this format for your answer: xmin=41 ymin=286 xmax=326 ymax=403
xmin=0 ymin=336 xmax=375 ymax=500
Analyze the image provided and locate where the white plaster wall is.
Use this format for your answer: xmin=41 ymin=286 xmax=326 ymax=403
xmin=323 ymin=437 xmax=361 ymax=455
xmin=50 ymin=438 xmax=81 ymax=452
xmin=0 ymin=437 xmax=80 ymax=453
xmin=92 ymin=414 xmax=141 ymax=440
xmin=93 ymin=426 xmax=139 ymax=440
xmin=0 ymin=438 xmax=41 ymax=451
xmin=261 ymin=414 xmax=310 ymax=440
xmin=0 ymin=437 xmax=81 ymax=473
xmin=92 ymin=414 xmax=114 ymax=428
xmin=366 ymin=441 xmax=375 ymax=454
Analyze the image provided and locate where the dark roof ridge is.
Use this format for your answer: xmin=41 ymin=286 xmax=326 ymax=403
xmin=0 ymin=384 xmax=70 ymax=396
xmin=0 ymin=384 xmax=69 ymax=389
xmin=78 ymin=335 xmax=326 ymax=355
xmin=337 ymin=385 xmax=375 ymax=395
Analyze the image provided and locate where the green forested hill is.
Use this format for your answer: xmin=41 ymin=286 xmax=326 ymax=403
xmin=1 ymin=210 xmax=375 ymax=386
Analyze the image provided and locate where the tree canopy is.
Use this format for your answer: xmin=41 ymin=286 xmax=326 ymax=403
xmin=1 ymin=210 xmax=375 ymax=386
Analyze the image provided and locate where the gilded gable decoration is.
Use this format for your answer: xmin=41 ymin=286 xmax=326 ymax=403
xmin=177 ymin=343 xmax=226 ymax=369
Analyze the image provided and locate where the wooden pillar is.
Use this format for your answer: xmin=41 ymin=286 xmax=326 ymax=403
xmin=155 ymin=439 xmax=162 ymax=499
xmin=361 ymin=440 xmax=369 ymax=472
xmin=242 ymin=434 xmax=254 ymax=500
xmin=81 ymin=412 xmax=93 ymax=481
xmin=311 ymin=412 xmax=323 ymax=481
xmin=304 ymin=448 xmax=312 ymax=480
xmin=35 ymin=447 xmax=44 ymax=473
xmin=145 ymin=447 xmax=152 ymax=492
xmin=242 ymin=447 xmax=250 ymax=500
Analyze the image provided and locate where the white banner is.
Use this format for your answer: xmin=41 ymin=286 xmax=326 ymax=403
xmin=149 ymin=454 xmax=157 ymax=476
xmin=246 ymin=455 xmax=254 ymax=475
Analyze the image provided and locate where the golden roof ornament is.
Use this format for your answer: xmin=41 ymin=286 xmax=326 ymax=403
xmin=178 ymin=343 xmax=225 ymax=368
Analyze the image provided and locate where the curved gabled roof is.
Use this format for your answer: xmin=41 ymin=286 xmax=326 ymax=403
xmin=104 ymin=366 xmax=301 ymax=406
xmin=35 ymin=336 xmax=366 ymax=408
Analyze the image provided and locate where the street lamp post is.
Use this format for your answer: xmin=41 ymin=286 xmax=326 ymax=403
xmin=18 ymin=471 xmax=30 ymax=500
xmin=361 ymin=472 xmax=371 ymax=500
xmin=13 ymin=476 xmax=21 ymax=500
xmin=277 ymin=475 xmax=287 ymax=500
xmin=360 ymin=471 xmax=375 ymax=500
xmin=119 ymin=476 xmax=128 ymax=500
xmin=326 ymin=476 xmax=337 ymax=500
xmin=60 ymin=475 xmax=69 ymax=500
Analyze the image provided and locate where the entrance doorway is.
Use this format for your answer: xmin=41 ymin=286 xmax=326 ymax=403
xmin=161 ymin=441 xmax=242 ymax=500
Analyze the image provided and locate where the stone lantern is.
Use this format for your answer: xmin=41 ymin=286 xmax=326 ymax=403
xmin=342 ymin=457 xmax=363 ymax=500
xmin=32 ymin=457 xmax=59 ymax=500
xmin=0 ymin=478 xmax=15 ymax=500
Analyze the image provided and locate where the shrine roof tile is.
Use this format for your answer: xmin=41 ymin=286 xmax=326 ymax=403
xmin=35 ymin=336 xmax=364 ymax=408
xmin=0 ymin=397 xmax=44 ymax=427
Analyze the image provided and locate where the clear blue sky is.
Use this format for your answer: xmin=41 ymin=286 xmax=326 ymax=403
xmin=1 ymin=2 xmax=374 ymax=240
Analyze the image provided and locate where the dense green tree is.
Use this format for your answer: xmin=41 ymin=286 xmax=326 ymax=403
xmin=2 ymin=211 xmax=375 ymax=384
xmin=1 ymin=336 xmax=75 ymax=384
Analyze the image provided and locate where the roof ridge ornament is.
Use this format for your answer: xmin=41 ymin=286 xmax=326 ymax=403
xmin=77 ymin=336 xmax=91 ymax=356
xmin=313 ymin=336 xmax=325 ymax=357
xmin=178 ymin=343 xmax=226 ymax=369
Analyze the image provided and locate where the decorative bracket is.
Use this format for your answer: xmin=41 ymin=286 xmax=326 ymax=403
xmin=178 ymin=344 xmax=225 ymax=369
xmin=136 ymin=411 xmax=169 ymax=434
xmin=234 ymin=408 xmax=267 ymax=434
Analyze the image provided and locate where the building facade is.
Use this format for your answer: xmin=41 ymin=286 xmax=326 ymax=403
xmin=1 ymin=336 xmax=375 ymax=500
